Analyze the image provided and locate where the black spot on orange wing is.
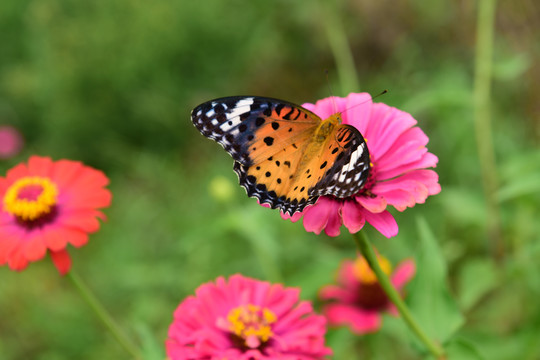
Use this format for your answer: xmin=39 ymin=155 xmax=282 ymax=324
xmin=256 ymin=117 xmax=265 ymax=127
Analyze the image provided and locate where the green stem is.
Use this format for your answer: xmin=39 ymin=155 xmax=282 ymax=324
xmin=473 ymin=0 xmax=503 ymax=259
xmin=322 ymin=0 xmax=360 ymax=94
xmin=67 ymin=271 xmax=143 ymax=360
xmin=353 ymin=232 xmax=445 ymax=359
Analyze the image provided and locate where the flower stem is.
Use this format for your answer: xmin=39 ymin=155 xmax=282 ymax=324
xmin=353 ymin=231 xmax=445 ymax=359
xmin=322 ymin=0 xmax=360 ymax=94
xmin=473 ymin=0 xmax=503 ymax=260
xmin=67 ymin=271 xmax=143 ymax=360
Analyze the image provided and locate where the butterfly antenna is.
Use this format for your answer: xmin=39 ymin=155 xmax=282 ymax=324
xmin=372 ymin=89 xmax=388 ymax=100
xmin=341 ymin=89 xmax=389 ymax=116
xmin=325 ymin=69 xmax=338 ymax=114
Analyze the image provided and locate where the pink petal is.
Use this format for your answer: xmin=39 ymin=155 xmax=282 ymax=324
xmin=391 ymin=259 xmax=416 ymax=290
xmin=61 ymin=187 xmax=112 ymax=210
xmin=23 ymin=230 xmax=47 ymax=261
xmin=374 ymin=179 xmax=429 ymax=209
xmin=342 ymin=200 xmax=366 ymax=233
xmin=394 ymin=169 xmax=441 ymax=195
xmin=362 ymin=209 xmax=398 ymax=238
xmin=355 ymin=194 xmax=387 ymax=213
xmin=5 ymin=163 xmax=29 ymax=183
xmin=323 ymin=303 xmax=382 ymax=334
xmin=376 ymin=128 xmax=429 ymax=169
xmin=0 ymin=224 xmax=23 ymax=264
xmin=302 ymin=96 xmax=348 ymax=120
xmin=375 ymin=189 xmax=416 ymax=211
xmin=318 ymin=285 xmax=351 ymax=301
xmin=0 ymin=177 xmax=9 ymax=193
xmin=50 ymin=160 xmax=84 ymax=188
xmin=43 ymin=226 xmax=69 ymax=251
xmin=50 ymin=249 xmax=72 ymax=275
xmin=58 ymin=212 xmax=102 ymax=233
xmin=27 ymin=156 xmax=54 ymax=177
xmin=336 ymin=260 xmax=360 ymax=289
xmin=363 ymin=105 xmax=417 ymax=160
xmin=324 ymin=201 xmax=343 ymax=236
xmin=377 ymin=153 xmax=439 ymax=180
xmin=341 ymin=93 xmax=374 ymax=134
xmin=281 ymin=210 xmax=303 ymax=222
xmin=302 ymin=197 xmax=336 ymax=235
xmin=8 ymin=246 xmax=29 ymax=271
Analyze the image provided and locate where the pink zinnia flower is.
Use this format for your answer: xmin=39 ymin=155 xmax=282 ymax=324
xmin=0 ymin=156 xmax=111 ymax=274
xmin=0 ymin=125 xmax=24 ymax=159
xmin=166 ymin=274 xmax=332 ymax=360
xmin=320 ymin=254 xmax=415 ymax=334
xmin=282 ymin=93 xmax=440 ymax=238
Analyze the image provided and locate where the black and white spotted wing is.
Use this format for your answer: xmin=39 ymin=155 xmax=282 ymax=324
xmin=191 ymin=96 xmax=320 ymax=167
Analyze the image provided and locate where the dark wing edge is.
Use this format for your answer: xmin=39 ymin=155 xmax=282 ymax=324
xmin=233 ymin=161 xmax=319 ymax=216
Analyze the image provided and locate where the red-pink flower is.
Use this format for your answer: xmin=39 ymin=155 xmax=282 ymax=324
xmin=320 ymin=255 xmax=415 ymax=334
xmin=166 ymin=274 xmax=332 ymax=360
xmin=0 ymin=156 xmax=111 ymax=274
xmin=282 ymin=93 xmax=440 ymax=238
xmin=0 ymin=125 xmax=23 ymax=159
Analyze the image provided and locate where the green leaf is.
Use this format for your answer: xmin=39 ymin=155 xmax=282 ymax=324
xmin=497 ymin=173 xmax=540 ymax=202
xmin=492 ymin=52 xmax=531 ymax=81
xmin=438 ymin=187 xmax=486 ymax=227
xmin=136 ymin=323 xmax=166 ymax=360
xmin=457 ymin=257 xmax=498 ymax=311
xmin=406 ymin=217 xmax=464 ymax=346
xmin=443 ymin=338 xmax=485 ymax=360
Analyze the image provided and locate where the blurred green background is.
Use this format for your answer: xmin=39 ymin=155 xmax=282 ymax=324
xmin=1 ymin=0 xmax=539 ymax=359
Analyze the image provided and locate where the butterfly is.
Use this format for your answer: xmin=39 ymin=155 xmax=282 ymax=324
xmin=191 ymin=96 xmax=370 ymax=215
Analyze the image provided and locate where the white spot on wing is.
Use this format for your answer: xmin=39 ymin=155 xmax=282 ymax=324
xmin=228 ymin=98 xmax=254 ymax=120
xmin=220 ymin=116 xmax=242 ymax=132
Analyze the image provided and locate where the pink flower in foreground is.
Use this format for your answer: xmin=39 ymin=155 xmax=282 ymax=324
xmin=0 ymin=125 xmax=24 ymax=159
xmin=320 ymin=254 xmax=415 ymax=334
xmin=166 ymin=274 xmax=332 ymax=360
xmin=282 ymin=93 xmax=440 ymax=238
xmin=0 ymin=156 xmax=111 ymax=274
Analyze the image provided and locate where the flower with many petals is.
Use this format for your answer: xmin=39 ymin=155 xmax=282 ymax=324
xmin=282 ymin=93 xmax=440 ymax=238
xmin=166 ymin=274 xmax=332 ymax=360
xmin=320 ymin=254 xmax=415 ymax=334
xmin=0 ymin=156 xmax=111 ymax=274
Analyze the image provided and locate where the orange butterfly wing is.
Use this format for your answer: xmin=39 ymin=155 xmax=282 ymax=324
xmin=192 ymin=96 xmax=370 ymax=215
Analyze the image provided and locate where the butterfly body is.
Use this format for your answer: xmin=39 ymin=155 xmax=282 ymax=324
xmin=191 ymin=96 xmax=370 ymax=215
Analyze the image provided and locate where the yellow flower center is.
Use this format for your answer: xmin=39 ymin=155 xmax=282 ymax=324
xmin=226 ymin=304 xmax=277 ymax=348
xmin=3 ymin=176 xmax=58 ymax=221
xmin=353 ymin=254 xmax=392 ymax=284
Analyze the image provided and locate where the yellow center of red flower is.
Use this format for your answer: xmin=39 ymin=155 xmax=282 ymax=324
xmin=353 ymin=255 xmax=392 ymax=284
xmin=3 ymin=176 xmax=58 ymax=221
xmin=226 ymin=304 xmax=277 ymax=349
